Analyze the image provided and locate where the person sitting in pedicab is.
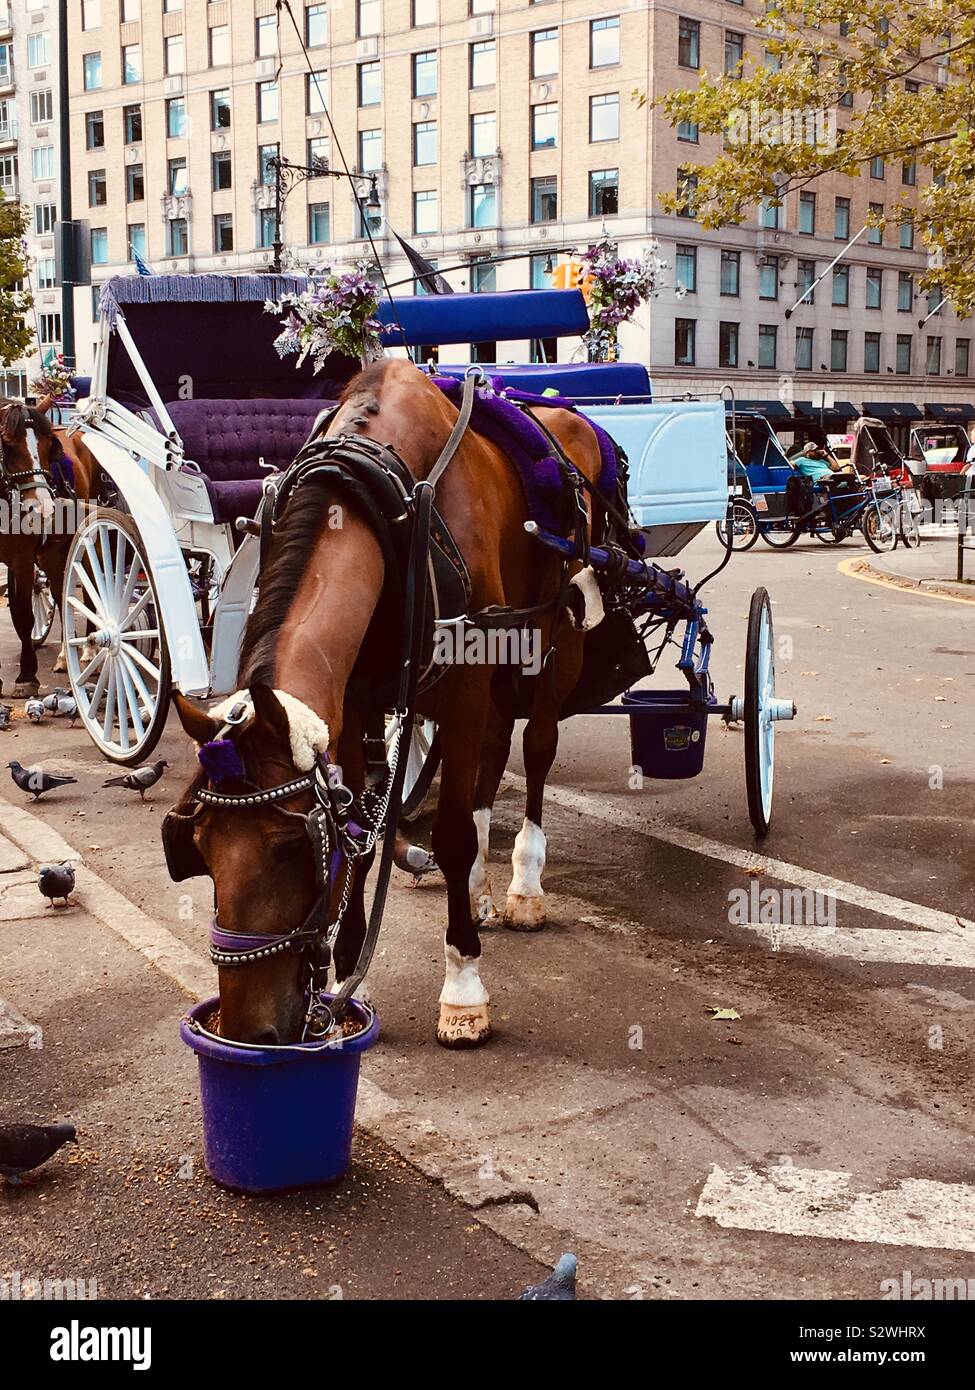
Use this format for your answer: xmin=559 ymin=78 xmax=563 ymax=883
xmin=793 ymin=443 xmax=857 ymax=490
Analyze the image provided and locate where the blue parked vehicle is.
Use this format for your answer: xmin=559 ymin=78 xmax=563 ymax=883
xmin=719 ymin=410 xmax=900 ymax=553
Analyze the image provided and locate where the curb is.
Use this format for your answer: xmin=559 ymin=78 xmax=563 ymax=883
xmin=837 ymin=556 xmax=975 ymax=605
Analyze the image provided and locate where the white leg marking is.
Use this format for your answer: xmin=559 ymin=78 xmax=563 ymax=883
xmin=333 ymin=977 xmax=373 ymax=1010
xmin=439 ymin=943 xmax=490 ymax=1007
xmin=504 ymin=818 xmax=547 ymax=928
xmin=437 ymin=944 xmax=491 ymax=1046
xmin=53 ymin=641 xmax=67 ymax=674
xmin=468 ymin=806 xmax=498 ymax=921
xmin=568 ymin=565 xmax=605 ymax=631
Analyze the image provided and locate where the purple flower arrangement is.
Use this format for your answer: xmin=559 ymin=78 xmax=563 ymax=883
xmin=267 ymin=263 xmax=384 ymax=370
xmin=578 ymin=241 xmax=678 ymax=361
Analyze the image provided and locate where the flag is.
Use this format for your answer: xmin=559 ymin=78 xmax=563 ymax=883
xmin=132 ymin=249 xmax=154 ymax=277
xmin=392 ymin=229 xmax=453 ymax=295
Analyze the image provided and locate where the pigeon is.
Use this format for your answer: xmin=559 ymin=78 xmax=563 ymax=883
xmin=7 ymin=761 xmax=78 ymax=800
xmin=102 ymin=759 xmax=168 ymax=800
xmin=392 ymin=834 xmax=439 ymax=887
xmin=0 ymin=1123 xmax=77 ymax=1184
xmin=41 ymin=687 xmax=67 ymax=714
xmin=38 ymin=861 xmax=75 ymax=907
xmin=516 ymin=1253 xmax=578 ymax=1301
xmin=0 ymin=703 xmax=12 ymax=731
xmin=25 ymin=698 xmax=44 ymax=723
xmin=54 ymin=692 xmax=78 ymax=725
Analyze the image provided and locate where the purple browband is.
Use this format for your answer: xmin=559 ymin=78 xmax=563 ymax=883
xmin=209 ymin=924 xmax=292 ymax=952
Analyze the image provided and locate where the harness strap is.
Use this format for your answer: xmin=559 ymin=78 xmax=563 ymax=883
xmin=426 ymin=371 xmax=478 ymax=490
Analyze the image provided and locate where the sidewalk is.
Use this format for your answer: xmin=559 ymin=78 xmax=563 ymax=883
xmin=848 ymin=533 xmax=975 ymax=601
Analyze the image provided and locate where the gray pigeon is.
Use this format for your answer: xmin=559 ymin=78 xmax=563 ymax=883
xmin=393 ymin=836 xmax=439 ymax=887
xmin=0 ymin=1123 xmax=77 ymax=1183
xmin=54 ymin=692 xmax=78 ymax=725
xmin=516 ymin=1253 xmax=577 ymax=1301
xmin=41 ymin=687 xmax=67 ymax=714
xmin=0 ymin=703 xmax=12 ymax=731
xmin=25 ymin=698 xmax=44 ymax=723
xmin=38 ymin=861 xmax=75 ymax=907
xmin=7 ymin=761 xmax=78 ymax=800
xmin=102 ymin=759 xmax=168 ymax=800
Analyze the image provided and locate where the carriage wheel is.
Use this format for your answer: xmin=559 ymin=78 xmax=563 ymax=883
xmin=62 ymin=507 xmax=172 ymax=766
xmin=744 ymin=587 xmax=790 ymax=838
xmin=31 ymin=568 xmax=57 ymax=647
xmin=715 ymin=499 xmax=760 ymax=552
xmin=393 ymin=716 xmax=441 ymax=821
xmin=861 ymin=497 xmax=899 ymax=554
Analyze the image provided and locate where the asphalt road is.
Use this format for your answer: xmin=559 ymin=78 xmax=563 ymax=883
xmin=0 ymin=529 xmax=972 ymax=1301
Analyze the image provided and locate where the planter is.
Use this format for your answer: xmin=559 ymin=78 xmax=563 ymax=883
xmin=622 ymin=688 xmax=714 ymax=780
xmin=179 ymin=996 xmax=380 ymax=1193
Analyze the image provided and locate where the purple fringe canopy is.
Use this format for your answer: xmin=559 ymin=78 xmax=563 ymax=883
xmin=98 ymin=274 xmax=314 ymax=329
xmin=198 ymin=738 xmax=246 ymax=786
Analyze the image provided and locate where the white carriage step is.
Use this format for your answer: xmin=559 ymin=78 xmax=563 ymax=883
xmin=510 ymin=776 xmax=975 ymax=941
xmin=696 ymin=1164 xmax=975 ymax=1253
xmin=734 ymin=922 xmax=975 ymax=970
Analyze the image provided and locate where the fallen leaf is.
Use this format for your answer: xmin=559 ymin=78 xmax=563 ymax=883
xmin=706 ymin=1006 xmax=741 ymax=1021
xmin=800 ymin=671 xmax=819 ymax=676
xmin=880 ymin=759 xmax=892 ymax=765
xmin=934 ymin=696 xmax=946 ymax=702
xmin=814 ymin=714 xmax=833 ymax=722
xmin=744 ymin=865 xmax=765 ymax=877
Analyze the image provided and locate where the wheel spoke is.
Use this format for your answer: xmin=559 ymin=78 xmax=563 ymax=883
xmin=119 ymin=640 xmax=161 ymax=684
xmin=117 ymin=658 xmax=146 ymax=740
xmin=81 ymin=536 xmax=114 ymax=613
xmin=65 ymin=593 xmax=103 ymax=628
xmin=119 ymin=587 xmax=151 ymax=631
xmin=77 ymin=648 xmax=107 ymax=686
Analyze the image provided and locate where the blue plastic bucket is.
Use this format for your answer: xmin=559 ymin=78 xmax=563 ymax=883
xmin=179 ymin=996 xmax=380 ymax=1193
xmin=621 ymin=689 xmax=713 ymax=780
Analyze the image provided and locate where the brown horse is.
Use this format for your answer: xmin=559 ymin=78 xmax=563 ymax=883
xmin=170 ymin=360 xmax=603 ymax=1047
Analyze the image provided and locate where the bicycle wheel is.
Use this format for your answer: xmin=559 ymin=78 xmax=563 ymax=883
xmin=861 ymin=498 xmax=899 ymax=554
xmin=759 ymin=517 xmax=802 ymax=549
xmin=716 ymin=499 xmax=760 ymax=552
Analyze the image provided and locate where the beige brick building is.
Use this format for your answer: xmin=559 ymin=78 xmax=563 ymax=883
xmin=65 ymin=0 xmax=972 ymax=413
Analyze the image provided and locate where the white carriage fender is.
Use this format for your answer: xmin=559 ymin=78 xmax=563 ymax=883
xmin=75 ymin=430 xmax=211 ymax=696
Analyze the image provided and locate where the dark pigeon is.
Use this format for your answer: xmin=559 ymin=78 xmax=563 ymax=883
xmin=38 ymin=861 xmax=75 ymax=907
xmin=0 ymin=703 xmax=12 ymax=731
xmin=102 ymin=759 xmax=168 ymax=800
xmin=7 ymin=761 xmax=78 ymax=800
xmin=517 ymin=1253 xmax=577 ymax=1301
xmin=0 ymin=1123 xmax=77 ymax=1183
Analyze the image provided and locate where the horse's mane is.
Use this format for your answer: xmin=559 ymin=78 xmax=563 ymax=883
xmin=0 ymin=398 xmax=64 ymax=460
xmin=238 ymin=365 xmax=388 ymax=688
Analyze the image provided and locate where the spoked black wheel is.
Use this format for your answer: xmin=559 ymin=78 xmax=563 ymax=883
xmin=861 ymin=497 xmax=899 ymax=554
xmin=716 ymin=499 xmax=760 ymax=552
xmin=759 ymin=518 xmax=802 ymax=549
xmin=743 ymin=587 xmax=794 ymax=838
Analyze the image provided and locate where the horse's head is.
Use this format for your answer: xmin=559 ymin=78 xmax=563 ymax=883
xmin=168 ymin=684 xmax=329 ymax=1045
xmin=0 ymin=398 xmax=66 ymax=523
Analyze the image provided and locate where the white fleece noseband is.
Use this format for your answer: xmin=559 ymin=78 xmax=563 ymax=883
xmin=210 ymin=689 xmax=331 ymax=772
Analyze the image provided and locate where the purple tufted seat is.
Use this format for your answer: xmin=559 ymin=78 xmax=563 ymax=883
xmin=165 ymin=398 xmax=334 ymax=522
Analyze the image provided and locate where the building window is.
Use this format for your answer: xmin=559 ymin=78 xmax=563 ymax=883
xmin=830 ymin=329 xmax=848 ymax=371
xmin=758 ymin=324 xmax=777 ymax=370
xmin=591 ymin=16 xmax=620 ymax=68
xmin=122 ymin=44 xmax=141 ymax=84
xmin=256 ymin=15 xmax=277 ymax=58
xmin=30 ymin=90 xmax=53 ymax=124
xmin=36 ymin=256 xmax=56 ymax=290
xmin=865 ymin=267 xmax=883 ymax=310
xmin=720 ymin=249 xmax=740 ymax=296
xmin=471 ymin=111 xmax=496 ymax=157
xmin=121 ymin=0 xmax=140 ymax=19
xmin=724 ymin=30 xmax=744 ymax=77
xmin=863 ymin=332 xmax=881 ymax=373
xmin=760 ymin=195 xmax=780 ymax=229
xmin=309 ymin=202 xmax=330 ymax=244
xmin=164 ymin=34 xmax=184 ymax=76
xmin=678 ymin=18 xmax=700 ymax=69
xmin=758 ymin=257 xmax=778 ymax=300
xmin=412 ymin=0 xmax=436 ymax=26
xmin=306 ymin=3 xmax=329 ymax=46
xmin=0 ymin=43 xmax=11 ymax=87
xmin=259 ymin=144 xmax=279 ymax=186
xmin=305 ymin=69 xmax=328 ymax=113
xmin=719 ymin=321 xmax=739 ymax=368
xmin=902 ymin=159 xmax=916 ymax=187
xmin=897 ymin=271 xmax=913 ymax=311
xmin=470 ymin=258 xmax=496 ymax=294
xmin=899 ymin=219 xmax=914 ymax=250
xmin=532 ymin=103 xmax=557 ymax=150
xmin=798 ymin=191 xmax=816 ymax=234
xmin=212 ymin=150 xmax=232 ymax=191
xmin=359 ymin=61 xmax=381 ymax=107
xmin=358 ymin=202 xmax=382 ymax=240
xmin=39 ymin=312 xmax=62 ymax=345
xmin=259 ymin=208 xmax=276 ymax=247
xmin=413 ymin=51 xmax=437 ymax=97
xmin=413 ymin=189 xmax=438 ymax=235
xmin=167 ymin=97 xmax=186 ymax=138
xmin=82 ymin=0 xmax=101 ymax=29
xmin=213 ymin=213 xmax=233 ymax=252
xmin=953 ymin=339 xmax=970 ymax=376
xmin=471 ymin=341 xmax=497 ymax=365
xmin=211 ymin=90 xmax=231 ymax=130
xmin=530 ymin=254 xmax=551 ymax=290
xmin=359 ymin=129 xmax=382 ymax=172
xmin=32 ymin=146 xmax=55 ymax=180
xmin=925 ymin=336 xmax=942 ymax=374
xmin=85 ymin=110 xmax=105 ymax=149
xmin=470 ymin=40 xmax=496 ymax=87
xmin=307 ymin=136 xmax=329 ymax=170
xmin=677 ymin=169 xmax=697 ymax=218
xmin=589 ymin=168 xmax=618 ymax=217
xmin=531 ymin=29 xmax=559 ymax=78
xmin=209 ymin=24 xmax=230 ymax=67
xmin=129 ymin=224 xmax=146 ymax=261
xmin=124 ymin=104 xmax=142 ymax=143
xmin=677 ymin=120 xmax=699 ymax=142
xmin=470 ymin=183 xmax=496 ymax=228
xmin=0 ymin=153 xmax=16 ymax=199
xmin=87 ymin=167 xmax=106 ymax=206
xmin=168 ymin=156 xmax=188 ymax=196
xmin=675 ymin=244 xmax=697 ymax=294
xmin=125 ymin=163 xmax=144 ymax=202
xmin=834 ymin=196 xmax=850 ymax=240
xmin=168 ymin=218 xmax=188 ymax=257
xmin=797 ymin=259 xmax=816 ymax=305
xmin=895 ymin=334 xmax=911 ymax=374
xmin=358 ymin=0 xmax=381 ymax=37
xmin=90 ymin=227 xmax=108 ymax=265
xmin=589 ymin=92 xmax=619 ymax=142
xmin=832 ymin=265 xmax=849 ymax=306
xmin=795 ymin=326 xmax=813 ymax=371
xmin=27 ymin=33 xmax=49 ymax=67
xmin=531 ymin=175 xmax=557 ymax=223
xmin=258 ymin=81 xmax=280 ymax=123
xmin=870 ymin=155 xmax=884 ymax=179
xmin=35 ymin=203 xmax=57 ymax=234
xmin=83 ymin=52 xmax=102 ymax=90
xmin=413 ymin=120 xmax=437 ymax=166
xmin=675 ymin=317 xmax=696 ymax=365
xmin=764 ymin=48 xmax=781 ymax=72
xmin=868 ymin=203 xmax=883 ymax=244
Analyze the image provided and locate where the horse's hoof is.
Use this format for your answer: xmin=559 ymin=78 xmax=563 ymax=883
xmin=53 ymin=659 xmax=67 ymax=674
xmin=13 ymin=682 xmax=39 ymax=700
xmin=502 ymin=893 xmax=547 ymax=931
xmin=436 ymin=1002 xmax=492 ymax=1048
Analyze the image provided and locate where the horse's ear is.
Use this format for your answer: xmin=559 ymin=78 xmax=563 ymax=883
xmin=249 ymin=683 xmax=290 ymax=742
xmin=173 ymin=689 xmax=219 ymax=744
xmin=36 ymin=394 xmax=55 ymax=415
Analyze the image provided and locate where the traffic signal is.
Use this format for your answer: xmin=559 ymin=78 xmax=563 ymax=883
xmin=550 ymin=258 xmax=586 ymax=291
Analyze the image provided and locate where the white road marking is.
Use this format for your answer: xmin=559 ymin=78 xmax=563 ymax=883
xmin=696 ymin=1164 xmax=975 ymax=1253
xmin=736 ymin=922 xmax=975 ymax=970
xmin=507 ymin=775 xmax=974 ymax=942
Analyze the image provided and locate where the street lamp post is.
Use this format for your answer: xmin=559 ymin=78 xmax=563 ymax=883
xmin=267 ymin=156 xmax=381 ymax=275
